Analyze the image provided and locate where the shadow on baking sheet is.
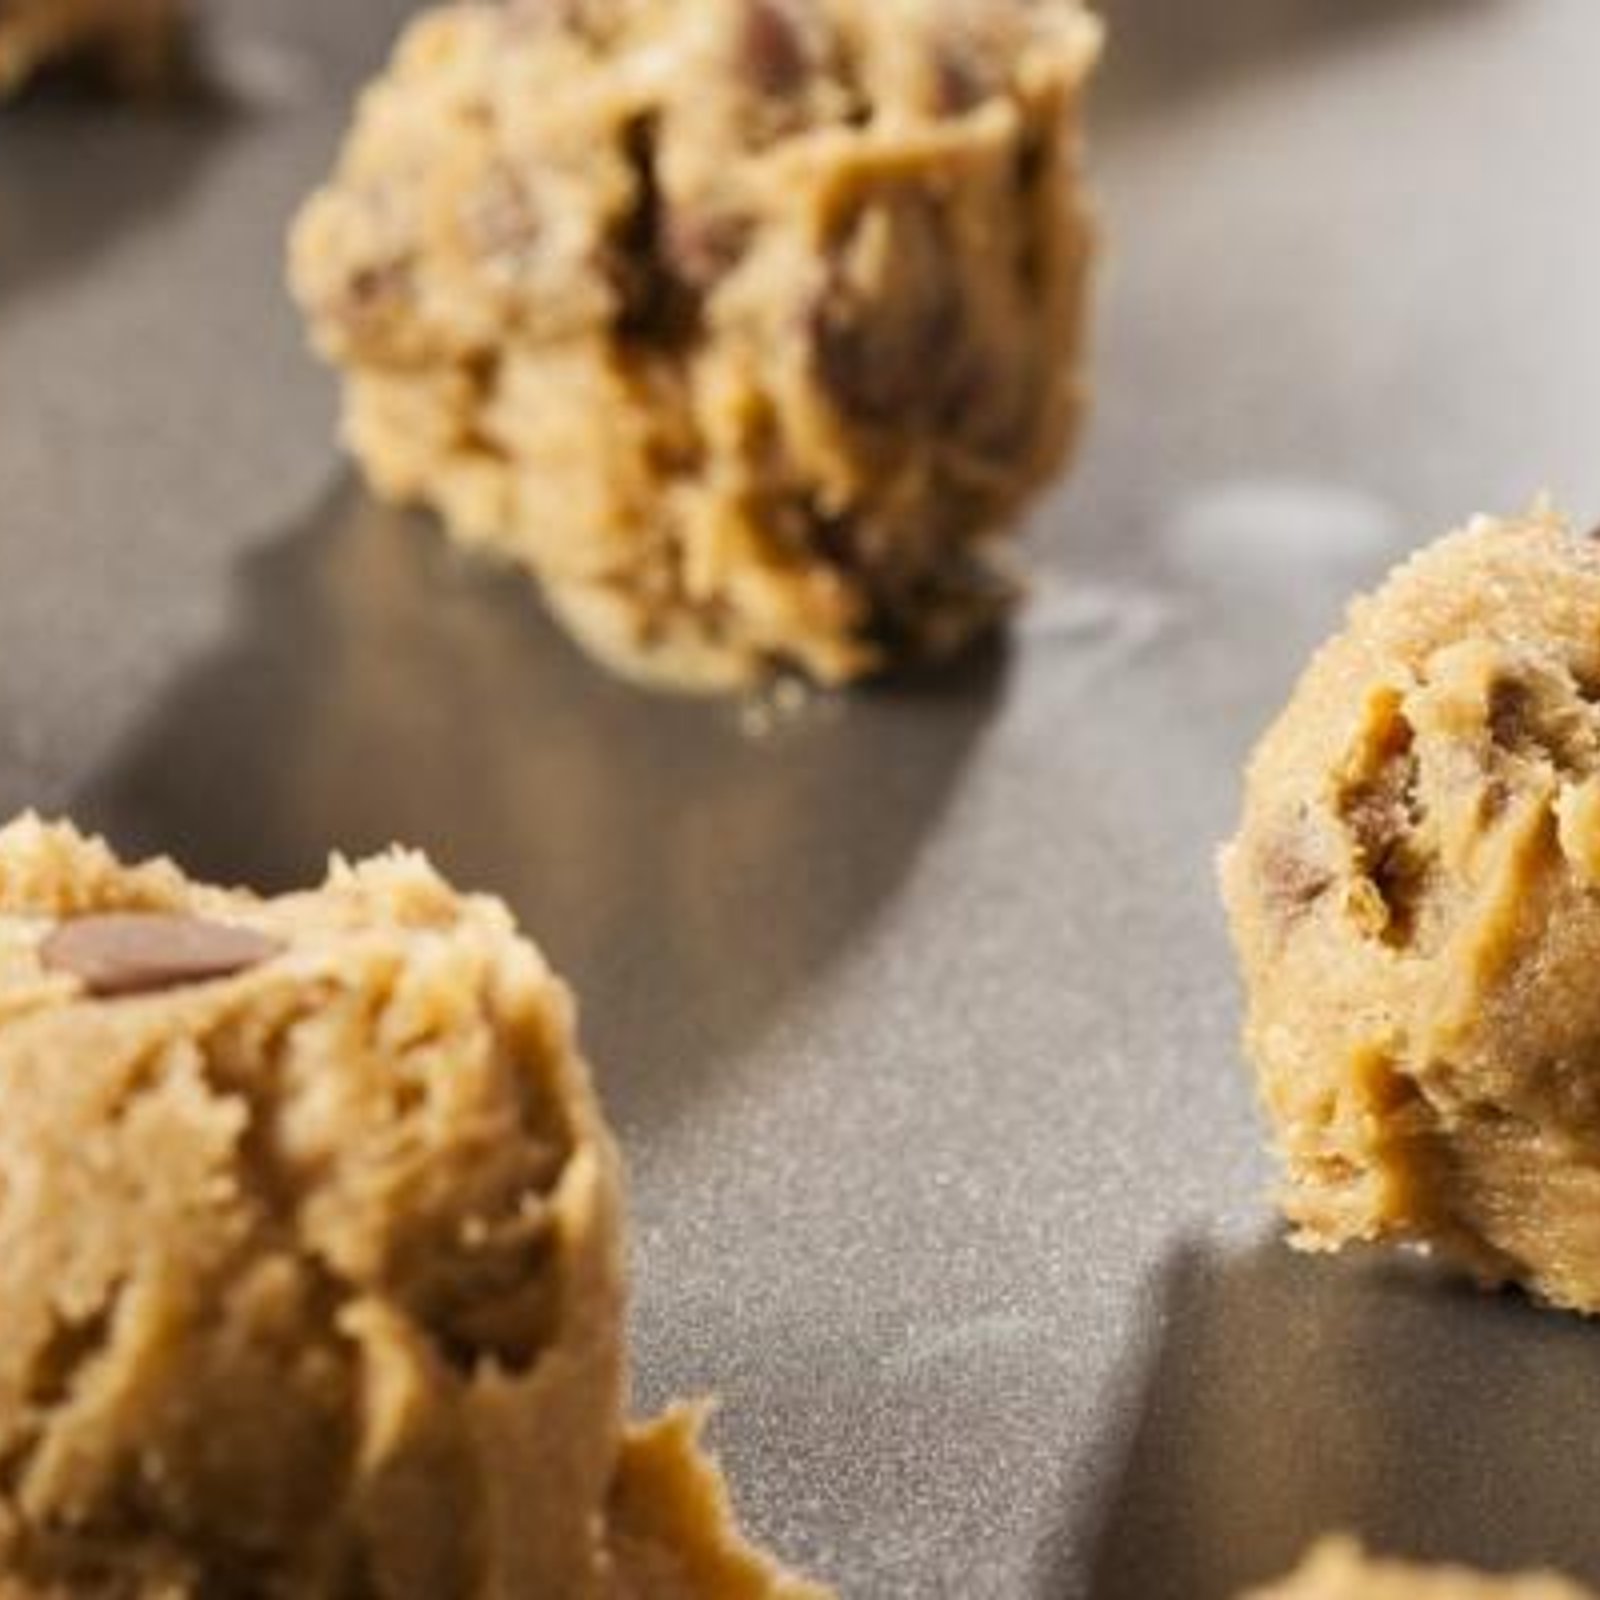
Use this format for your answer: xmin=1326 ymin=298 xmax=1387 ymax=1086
xmin=1058 ymin=1242 xmax=1600 ymax=1600
xmin=1094 ymin=0 xmax=1496 ymax=126
xmin=73 ymin=478 xmax=1006 ymax=1134
xmin=0 ymin=83 xmax=238 ymax=307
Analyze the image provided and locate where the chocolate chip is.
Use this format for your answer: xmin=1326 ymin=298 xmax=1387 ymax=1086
xmin=740 ymin=0 xmax=812 ymax=96
xmin=1488 ymin=676 xmax=1535 ymax=750
xmin=938 ymin=352 xmax=1037 ymax=460
xmin=1257 ymin=832 xmax=1335 ymax=922
xmin=810 ymin=191 xmax=972 ymax=423
xmin=933 ymin=46 xmax=989 ymax=115
xmin=42 ymin=914 xmax=283 ymax=999
xmin=1485 ymin=670 xmax=1600 ymax=776
xmin=608 ymin=115 xmax=699 ymax=347
xmin=663 ymin=208 xmax=752 ymax=292
xmin=814 ymin=304 xmax=921 ymax=421
xmin=1015 ymin=134 xmax=1050 ymax=193
xmin=333 ymin=259 xmax=412 ymax=332
xmin=1481 ymin=774 xmax=1513 ymax=822
xmin=812 ymin=278 xmax=964 ymax=425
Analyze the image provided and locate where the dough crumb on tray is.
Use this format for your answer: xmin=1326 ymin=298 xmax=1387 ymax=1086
xmin=0 ymin=813 xmax=828 ymax=1598
xmin=1222 ymin=504 xmax=1600 ymax=1315
xmin=289 ymin=0 xmax=1101 ymax=693
xmin=1243 ymin=1539 xmax=1596 ymax=1599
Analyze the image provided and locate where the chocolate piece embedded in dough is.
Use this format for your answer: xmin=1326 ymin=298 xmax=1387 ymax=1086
xmin=42 ymin=912 xmax=283 ymax=997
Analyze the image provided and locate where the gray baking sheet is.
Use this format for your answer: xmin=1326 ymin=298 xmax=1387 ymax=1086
xmin=4 ymin=1 xmax=1600 ymax=1594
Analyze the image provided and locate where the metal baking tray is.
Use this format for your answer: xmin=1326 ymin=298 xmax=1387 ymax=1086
xmin=5 ymin=0 xmax=1600 ymax=1594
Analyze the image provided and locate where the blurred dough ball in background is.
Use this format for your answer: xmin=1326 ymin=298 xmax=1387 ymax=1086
xmin=290 ymin=0 xmax=1102 ymax=693
xmin=0 ymin=0 xmax=183 ymax=94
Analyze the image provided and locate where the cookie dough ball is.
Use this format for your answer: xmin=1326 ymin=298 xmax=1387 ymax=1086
xmin=290 ymin=0 xmax=1101 ymax=691
xmin=1220 ymin=507 xmax=1600 ymax=1314
xmin=1244 ymin=1540 xmax=1595 ymax=1600
xmin=0 ymin=0 xmax=180 ymax=94
xmin=0 ymin=815 xmax=826 ymax=1598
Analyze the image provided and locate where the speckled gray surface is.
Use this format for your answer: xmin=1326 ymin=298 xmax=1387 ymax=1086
xmin=4 ymin=1 xmax=1600 ymax=1596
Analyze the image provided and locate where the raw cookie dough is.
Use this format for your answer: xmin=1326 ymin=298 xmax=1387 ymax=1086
xmin=0 ymin=814 xmax=828 ymax=1598
xmin=0 ymin=0 xmax=179 ymax=94
xmin=1221 ymin=506 xmax=1600 ymax=1314
xmin=1244 ymin=1540 xmax=1596 ymax=1599
xmin=290 ymin=0 xmax=1101 ymax=691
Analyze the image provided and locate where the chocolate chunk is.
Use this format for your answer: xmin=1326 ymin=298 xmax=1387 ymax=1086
xmin=938 ymin=351 xmax=1036 ymax=460
xmin=1488 ymin=675 xmax=1535 ymax=751
xmin=1486 ymin=670 xmax=1600 ymax=774
xmin=333 ymin=259 xmax=413 ymax=334
xmin=1480 ymin=774 xmax=1513 ymax=822
xmin=740 ymin=0 xmax=811 ymax=96
xmin=933 ymin=46 xmax=989 ymax=115
xmin=1341 ymin=759 xmax=1418 ymax=871
xmin=1335 ymin=717 xmax=1430 ymax=944
xmin=1015 ymin=133 xmax=1051 ymax=193
xmin=663 ymin=209 xmax=752 ymax=292
xmin=609 ymin=115 xmax=699 ymax=346
xmin=814 ymin=303 xmax=927 ymax=422
xmin=812 ymin=282 xmax=964 ymax=425
xmin=42 ymin=914 xmax=283 ymax=999
xmin=811 ymin=192 xmax=969 ymax=423
xmin=1258 ymin=831 xmax=1335 ymax=922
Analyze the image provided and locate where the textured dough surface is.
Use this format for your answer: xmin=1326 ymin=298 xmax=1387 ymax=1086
xmin=0 ymin=815 xmax=828 ymax=1598
xmin=290 ymin=0 xmax=1100 ymax=691
xmin=0 ymin=0 xmax=179 ymax=92
xmin=1243 ymin=1540 xmax=1596 ymax=1600
xmin=1221 ymin=507 xmax=1600 ymax=1313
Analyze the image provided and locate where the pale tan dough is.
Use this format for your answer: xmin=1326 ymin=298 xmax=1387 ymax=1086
xmin=0 ymin=0 xmax=180 ymax=93
xmin=1220 ymin=505 xmax=1600 ymax=1314
xmin=0 ymin=815 xmax=828 ymax=1599
xmin=1243 ymin=1539 xmax=1596 ymax=1600
xmin=290 ymin=0 xmax=1101 ymax=692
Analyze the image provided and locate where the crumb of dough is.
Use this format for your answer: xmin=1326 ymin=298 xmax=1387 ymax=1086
xmin=610 ymin=1407 xmax=831 ymax=1599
